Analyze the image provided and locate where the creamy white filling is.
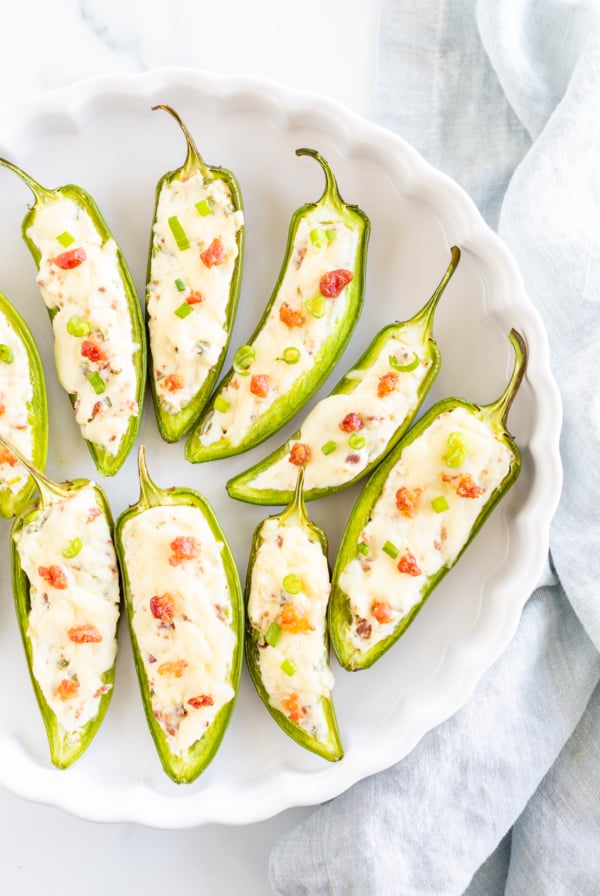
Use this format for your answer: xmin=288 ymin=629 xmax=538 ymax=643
xmin=121 ymin=504 xmax=236 ymax=754
xmin=148 ymin=174 xmax=243 ymax=414
xmin=247 ymin=517 xmax=334 ymax=743
xmin=27 ymin=198 xmax=140 ymax=456
xmin=15 ymin=485 xmax=120 ymax=735
xmin=251 ymin=332 xmax=430 ymax=492
xmin=0 ymin=311 xmax=35 ymax=496
xmin=200 ymin=211 xmax=359 ymax=448
xmin=339 ymin=407 xmax=514 ymax=652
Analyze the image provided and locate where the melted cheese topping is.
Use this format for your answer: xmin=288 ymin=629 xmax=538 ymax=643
xmin=199 ymin=210 xmax=359 ymax=448
xmin=339 ymin=407 xmax=514 ymax=652
xmin=248 ymin=517 xmax=334 ymax=743
xmin=15 ymin=485 xmax=120 ymax=735
xmin=121 ymin=504 xmax=236 ymax=754
xmin=0 ymin=311 xmax=35 ymax=496
xmin=251 ymin=332 xmax=430 ymax=492
xmin=148 ymin=174 xmax=243 ymax=414
xmin=27 ymin=199 xmax=140 ymax=456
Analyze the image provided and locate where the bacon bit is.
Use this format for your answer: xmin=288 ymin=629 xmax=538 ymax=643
xmin=279 ymin=603 xmax=314 ymax=634
xmin=345 ymin=453 xmax=361 ymax=465
xmin=281 ymin=693 xmax=307 ymax=724
xmin=200 ymin=237 xmax=226 ymax=267
xmin=56 ymin=678 xmax=79 ymax=701
xmin=356 ymin=618 xmax=372 ymax=639
xmin=320 ymin=268 xmax=354 ymax=298
xmin=288 ymin=442 xmax=311 ymax=466
xmin=276 ymin=534 xmax=283 ymax=548
xmin=441 ymin=472 xmax=460 ymax=483
xmin=250 ymin=374 xmax=269 ymax=398
xmin=188 ymin=695 xmax=214 ymax=709
xmin=456 ymin=475 xmax=484 ymax=499
xmin=91 ymin=401 xmax=105 ymax=419
xmin=0 ymin=446 xmax=17 ymax=467
xmin=157 ymin=659 xmax=188 ymax=678
xmin=153 ymin=709 xmax=177 ymax=737
xmin=377 ymin=371 xmax=399 ymax=398
xmin=294 ymin=247 xmax=307 ymax=269
xmin=339 ymin=412 xmax=364 ymax=433
xmin=186 ymin=292 xmax=204 ymax=305
xmin=68 ymin=624 xmax=103 ymax=644
xmin=52 ymin=247 xmax=87 ymax=270
xmin=162 ymin=373 xmax=184 ymax=392
xmin=38 ymin=565 xmax=68 ymax=590
xmin=371 ymin=600 xmax=393 ymax=625
xmin=395 ymin=486 xmax=422 ymax=518
xmin=0 ymin=401 xmax=4 ymax=415
xmin=87 ymin=506 xmax=102 ymax=523
xmin=169 ymin=535 xmax=201 ymax=566
xmin=397 ymin=552 xmax=421 ymax=576
xmin=148 ymin=654 xmax=157 ymax=663
xmin=279 ymin=301 xmax=306 ymax=328
xmin=150 ymin=593 xmax=176 ymax=624
xmin=81 ymin=340 xmax=108 ymax=363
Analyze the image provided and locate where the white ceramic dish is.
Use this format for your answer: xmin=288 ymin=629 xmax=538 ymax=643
xmin=0 ymin=69 xmax=561 ymax=828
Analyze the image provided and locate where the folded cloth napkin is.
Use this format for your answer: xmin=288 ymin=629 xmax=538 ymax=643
xmin=270 ymin=2 xmax=600 ymax=893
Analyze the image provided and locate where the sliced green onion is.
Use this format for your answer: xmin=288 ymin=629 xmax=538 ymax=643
xmin=444 ymin=432 xmax=468 ymax=468
xmin=87 ymin=372 xmax=106 ymax=395
xmin=232 ymin=344 xmax=255 ymax=376
xmin=431 ymin=496 xmax=450 ymax=513
xmin=321 ymin=440 xmax=337 ymax=455
xmin=280 ymin=658 xmax=297 ymax=677
xmin=382 ymin=540 xmax=399 ymax=559
xmin=62 ymin=538 xmax=83 ymax=559
xmin=168 ymin=215 xmax=190 ymax=251
xmin=0 ymin=344 xmax=14 ymax=364
xmin=358 ymin=541 xmax=369 ymax=556
xmin=174 ymin=302 xmax=193 ymax=319
xmin=305 ymin=296 xmax=326 ymax=319
xmin=325 ymin=228 xmax=337 ymax=243
xmin=214 ymin=395 xmax=230 ymax=413
xmin=57 ymin=231 xmax=75 ymax=248
xmin=5 ymin=476 xmax=21 ymax=486
xmin=348 ymin=433 xmax=366 ymax=450
xmin=265 ymin=622 xmax=282 ymax=647
xmin=309 ymin=227 xmax=325 ymax=248
xmin=281 ymin=346 xmax=301 ymax=365
xmin=66 ymin=316 xmax=91 ymax=338
xmin=195 ymin=198 xmax=213 ymax=217
xmin=283 ymin=573 xmax=302 ymax=595
xmin=174 ymin=278 xmax=186 ymax=292
xmin=389 ymin=352 xmax=420 ymax=373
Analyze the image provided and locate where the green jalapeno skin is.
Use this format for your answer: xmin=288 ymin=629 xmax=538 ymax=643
xmin=147 ymin=105 xmax=245 ymax=443
xmin=0 ymin=158 xmax=146 ymax=477
xmin=227 ymin=247 xmax=460 ymax=504
xmin=0 ymin=292 xmax=48 ymax=517
xmin=4 ymin=438 xmax=119 ymax=768
xmin=329 ymin=329 xmax=527 ymax=671
xmin=114 ymin=447 xmax=244 ymax=783
xmin=244 ymin=469 xmax=343 ymax=761
xmin=185 ymin=148 xmax=370 ymax=463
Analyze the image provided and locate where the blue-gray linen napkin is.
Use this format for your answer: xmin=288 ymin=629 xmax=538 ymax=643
xmin=269 ymin=1 xmax=600 ymax=893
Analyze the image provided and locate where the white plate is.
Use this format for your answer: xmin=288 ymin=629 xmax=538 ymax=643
xmin=0 ymin=69 xmax=562 ymax=827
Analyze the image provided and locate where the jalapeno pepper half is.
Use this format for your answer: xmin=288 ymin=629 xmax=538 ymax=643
xmin=3 ymin=436 xmax=120 ymax=768
xmin=0 ymin=157 xmax=146 ymax=477
xmin=227 ymin=247 xmax=460 ymax=504
xmin=147 ymin=105 xmax=244 ymax=443
xmin=0 ymin=291 xmax=48 ymax=518
xmin=245 ymin=468 xmax=343 ymax=761
xmin=329 ymin=329 xmax=527 ymax=670
xmin=114 ymin=447 xmax=243 ymax=783
xmin=185 ymin=148 xmax=370 ymax=463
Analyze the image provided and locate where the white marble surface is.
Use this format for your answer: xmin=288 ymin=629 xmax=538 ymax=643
xmin=0 ymin=2 xmax=379 ymax=893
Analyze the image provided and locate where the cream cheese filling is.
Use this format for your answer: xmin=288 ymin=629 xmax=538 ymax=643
xmin=0 ymin=311 xmax=35 ymax=496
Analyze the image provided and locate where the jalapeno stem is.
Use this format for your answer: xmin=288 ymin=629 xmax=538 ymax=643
xmin=296 ymin=147 xmax=346 ymax=217
xmin=0 ymin=435 xmax=65 ymax=508
xmin=478 ymin=329 xmax=528 ymax=433
xmin=136 ymin=444 xmax=165 ymax=510
xmin=279 ymin=466 xmax=307 ymax=528
xmin=0 ymin=157 xmax=55 ymax=205
xmin=152 ymin=104 xmax=211 ymax=182
xmin=408 ymin=245 xmax=461 ymax=341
